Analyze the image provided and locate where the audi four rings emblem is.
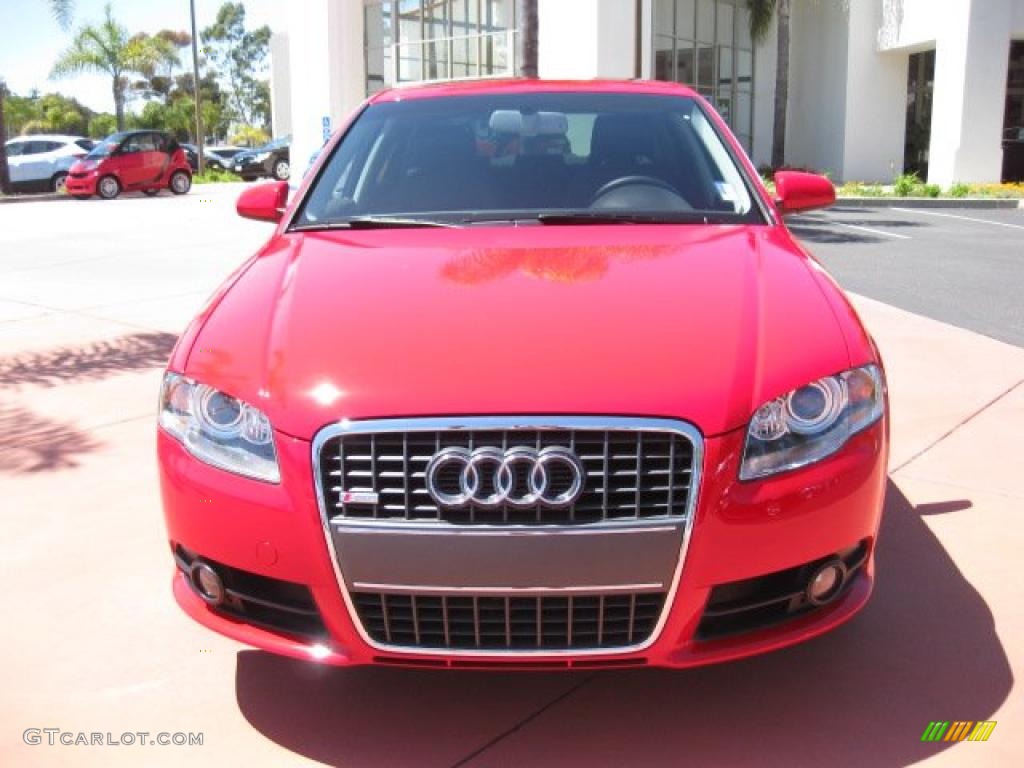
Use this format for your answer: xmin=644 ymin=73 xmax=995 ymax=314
xmin=425 ymin=446 xmax=585 ymax=509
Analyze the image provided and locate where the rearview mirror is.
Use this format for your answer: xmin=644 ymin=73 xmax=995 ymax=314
xmin=773 ymin=171 xmax=836 ymax=214
xmin=237 ymin=180 xmax=289 ymax=222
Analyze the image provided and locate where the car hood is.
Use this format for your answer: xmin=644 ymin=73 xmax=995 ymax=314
xmin=70 ymin=159 xmax=99 ymax=173
xmin=185 ymin=225 xmax=852 ymax=440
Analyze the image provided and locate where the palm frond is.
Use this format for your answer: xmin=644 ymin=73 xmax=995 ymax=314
xmin=747 ymin=0 xmax=778 ymax=43
xmin=50 ymin=0 xmax=74 ymax=30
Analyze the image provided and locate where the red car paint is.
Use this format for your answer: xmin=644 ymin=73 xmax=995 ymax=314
xmin=65 ymin=130 xmax=192 ymax=199
xmin=159 ymin=80 xmax=887 ymax=669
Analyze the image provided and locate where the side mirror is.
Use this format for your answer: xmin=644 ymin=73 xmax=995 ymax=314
xmin=237 ymin=180 xmax=289 ymax=222
xmin=773 ymin=171 xmax=836 ymax=214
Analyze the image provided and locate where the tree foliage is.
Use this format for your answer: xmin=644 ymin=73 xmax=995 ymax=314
xmin=230 ymin=124 xmax=269 ymax=148
xmin=50 ymin=0 xmax=75 ymax=30
xmin=202 ymin=2 xmax=272 ymax=128
xmin=88 ymin=113 xmax=117 ymax=138
xmin=2 ymin=92 xmax=95 ymax=136
xmin=49 ymin=3 xmax=172 ymax=130
xmin=747 ymin=0 xmax=778 ymax=43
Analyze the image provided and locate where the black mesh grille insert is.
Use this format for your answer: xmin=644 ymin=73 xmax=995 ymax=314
xmin=319 ymin=427 xmax=695 ymax=525
xmin=353 ymin=591 xmax=666 ymax=650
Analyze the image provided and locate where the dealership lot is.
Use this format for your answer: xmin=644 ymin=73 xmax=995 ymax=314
xmin=2 ymin=190 xmax=1023 ymax=767
xmin=789 ymin=205 xmax=1024 ymax=347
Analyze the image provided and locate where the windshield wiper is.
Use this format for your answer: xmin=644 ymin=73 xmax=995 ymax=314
xmin=290 ymin=216 xmax=456 ymax=231
xmin=535 ymin=211 xmax=729 ymax=225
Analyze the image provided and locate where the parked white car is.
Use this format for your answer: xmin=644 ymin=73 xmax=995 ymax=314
xmin=4 ymin=134 xmax=96 ymax=193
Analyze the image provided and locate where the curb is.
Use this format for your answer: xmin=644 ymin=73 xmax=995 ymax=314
xmin=835 ymin=197 xmax=1023 ymax=209
xmin=0 ymin=192 xmax=66 ymax=204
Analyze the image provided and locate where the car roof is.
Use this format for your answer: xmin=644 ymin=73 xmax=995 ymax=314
xmin=367 ymin=78 xmax=700 ymax=104
xmin=6 ymin=134 xmax=87 ymax=143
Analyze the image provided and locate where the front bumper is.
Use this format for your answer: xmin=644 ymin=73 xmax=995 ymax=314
xmin=65 ymin=172 xmax=98 ymax=195
xmin=233 ymin=160 xmax=269 ymax=179
xmin=158 ymin=420 xmax=887 ymax=669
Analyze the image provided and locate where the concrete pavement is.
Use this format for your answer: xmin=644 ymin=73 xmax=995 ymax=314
xmin=1 ymin=193 xmax=1022 ymax=767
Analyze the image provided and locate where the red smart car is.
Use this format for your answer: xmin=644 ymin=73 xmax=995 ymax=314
xmin=66 ymin=130 xmax=192 ymax=199
xmin=158 ymin=80 xmax=888 ymax=670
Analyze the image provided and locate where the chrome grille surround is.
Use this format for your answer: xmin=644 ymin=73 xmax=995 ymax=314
xmin=318 ymin=420 xmax=696 ymax=526
xmin=312 ymin=416 xmax=703 ymax=657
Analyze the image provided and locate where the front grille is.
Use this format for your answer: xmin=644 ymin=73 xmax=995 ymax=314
xmin=319 ymin=426 xmax=695 ymax=525
xmin=353 ymin=591 xmax=665 ymax=650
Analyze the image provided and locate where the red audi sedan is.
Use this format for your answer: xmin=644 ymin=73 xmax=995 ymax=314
xmin=66 ymin=130 xmax=192 ymax=200
xmin=158 ymin=80 xmax=888 ymax=670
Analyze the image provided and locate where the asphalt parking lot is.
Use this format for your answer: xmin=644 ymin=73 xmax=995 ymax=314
xmin=789 ymin=205 xmax=1024 ymax=347
xmin=2 ymin=189 xmax=1023 ymax=767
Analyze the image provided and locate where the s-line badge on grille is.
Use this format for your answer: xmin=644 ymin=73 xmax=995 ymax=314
xmin=425 ymin=446 xmax=585 ymax=509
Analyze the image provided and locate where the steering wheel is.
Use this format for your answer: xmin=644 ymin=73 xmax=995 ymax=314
xmin=590 ymin=175 xmax=690 ymax=209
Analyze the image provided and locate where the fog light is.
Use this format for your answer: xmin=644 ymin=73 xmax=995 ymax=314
xmin=806 ymin=559 xmax=847 ymax=606
xmin=190 ymin=562 xmax=225 ymax=606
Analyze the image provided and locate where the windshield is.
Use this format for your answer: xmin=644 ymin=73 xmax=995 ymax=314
xmin=87 ymin=132 xmax=128 ymax=159
xmin=295 ymin=92 xmax=761 ymax=228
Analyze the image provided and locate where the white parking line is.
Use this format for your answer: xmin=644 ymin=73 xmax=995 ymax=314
xmin=836 ymin=222 xmax=911 ymax=240
xmin=892 ymin=207 xmax=1024 ymax=230
xmin=790 ymin=215 xmax=912 ymax=240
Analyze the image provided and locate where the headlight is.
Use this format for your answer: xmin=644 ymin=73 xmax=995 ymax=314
xmin=740 ymin=365 xmax=884 ymax=480
xmin=253 ymin=152 xmax=270 ymax=162
xmin=159 ymin=373 xmax=280 ymax=482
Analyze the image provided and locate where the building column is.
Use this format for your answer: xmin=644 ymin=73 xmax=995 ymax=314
xmin=538 ymin=0 xmax=637 ymax=79
xmin=927 ymin=0 xmax=1012 ymax=186
xmin=269 ymin=32 xmax=292 ymax=140
xmin=285 ymin=0 xmax=365 ymax=183
xmin=838 ymin=0 xmax=907 ymax=184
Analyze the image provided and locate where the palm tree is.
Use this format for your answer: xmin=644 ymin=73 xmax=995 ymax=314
xmin=49 ymin=3 xmax=166 ymax=130
xmin=748 ymin=0 xmax=791 ymax=169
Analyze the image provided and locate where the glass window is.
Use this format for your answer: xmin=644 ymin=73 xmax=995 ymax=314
xmin=696 ymin=0 xmax=715 ymax=44
xmin=718 ymin=46 xmax=733 ymax=85
xmin=652 ymin=1 xmax=754 ymax=154
xmin=736 ymin=5 xmax=752 ymax=49
xmin=655 ymin=0 xmax=674 ymax=35
xmin=5 ymin=141 xmax=26 ymax=157
xmin=655 ymin=35 xmax=675 ymax=81
xmin=716 ymin=2 xmax=733 ymax=46
xmin=295 ymin=91 xmax=760 ymax=227
xmin=676 ymin=43 xmax=695 ymax=84
xmin=737 ymin=49 xmax=753 ymax=86
xmin=366 ymin=0 xmax=515 ymax=94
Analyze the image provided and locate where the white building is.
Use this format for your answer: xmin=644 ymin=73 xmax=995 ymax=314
xmin=272 ymin=0 xmax=1024 ymax=187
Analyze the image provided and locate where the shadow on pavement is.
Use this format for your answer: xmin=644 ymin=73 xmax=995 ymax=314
xmin=234 ymin=480 xmax=1010 ymax=767
xmin=789 ymin=216 xmax=924 ymax=245
xmin=0 ymin=403 xmax=102 ymax=473
xmin=789 ymin=223 xmax=884 ymax=244
xmin=0 ymin=331 xmax=177 ymax=388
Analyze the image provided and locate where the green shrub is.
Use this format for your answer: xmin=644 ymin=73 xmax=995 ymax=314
xmin=922 ymin=184 xmax=941 ymax=198
xmin=193 ymin=168 xmax=240 ymax=184
xmin=893 ymin=172 xmax=920 ymax=197
xmin=948 ymin=182 xmax=970 ymax=198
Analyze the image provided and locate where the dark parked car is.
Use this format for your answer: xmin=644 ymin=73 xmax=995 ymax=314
xmin=182 ymin=144 xmax=242 ymax=172
xmin=233 ymin=136 xmax=291 ymax=181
